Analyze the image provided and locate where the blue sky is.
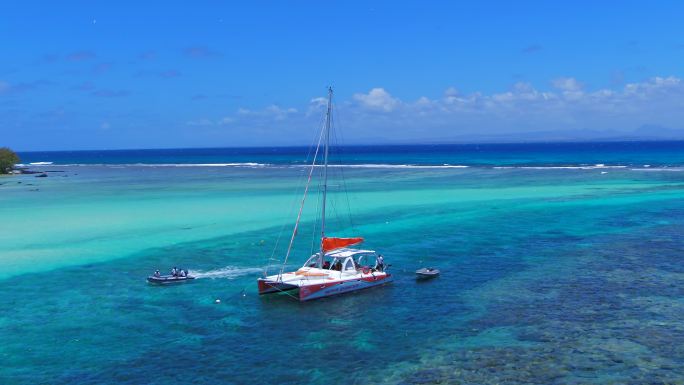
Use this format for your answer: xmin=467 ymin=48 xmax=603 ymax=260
xmin=2 ymin=1 xmax=684 ymax=150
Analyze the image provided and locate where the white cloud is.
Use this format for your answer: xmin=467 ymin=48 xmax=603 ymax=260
xmin=309 ymin=97 xmax=327 ymax=107
xmin=263 ymin=105 xmax=297 ymax=120
xmin=353 ymin=88 xmax=400 ymax=112
xmin=552 ymin=77 xmax=583 ymax=92
xmin=415 ymin=96 xmax=432 ymax=106
xmin=187 ymin=105 xmax=298 ymax=128
xmin=306 ymin=96 xmax=328 ymax=116
xmin=186 ymin=76 xmax=684 ymax=143
xmin=551 ymin=77 xmax=584 ymax=100
xmin=512 ymin=82 xmax=534 ymax=93
xmin=236 ymin=105 xmax=296 ymax=118
xmin=444 ymin=87 xmax=459 ymax=97
xmin=624 ymin=76 xmax=681 ymax=95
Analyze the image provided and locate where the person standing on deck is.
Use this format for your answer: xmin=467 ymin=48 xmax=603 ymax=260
xmin=376 ymin=255 xmax=385 ymax=272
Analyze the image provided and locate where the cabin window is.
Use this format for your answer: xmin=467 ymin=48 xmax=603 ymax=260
xmin=357 ymin=254 xmax=375 ymax=268
xmin=344 ymin=259 xmax=355 ymax=271
xmin=303 ymin=255 xmax=318 ymax=268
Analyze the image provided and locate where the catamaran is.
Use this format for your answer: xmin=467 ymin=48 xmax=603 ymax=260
xmin=258 ymin=87 xmax=393 ymax=301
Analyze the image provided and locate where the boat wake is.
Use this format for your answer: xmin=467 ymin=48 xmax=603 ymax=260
xmin=190 ymin=266 xmax=262 ymax=280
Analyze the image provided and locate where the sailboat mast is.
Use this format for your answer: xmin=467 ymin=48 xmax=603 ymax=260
xmin=320 ymin=86 xmax=333 ymax=255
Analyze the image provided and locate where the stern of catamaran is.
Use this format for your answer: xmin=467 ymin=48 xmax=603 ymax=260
xmin=257 ymin=277 xmax=298 ymax=295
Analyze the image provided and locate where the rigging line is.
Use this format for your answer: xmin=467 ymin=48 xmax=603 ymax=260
xmin=331 ymin=99 xmax=357 ymax=232
xmin=310 ymin=167 xmax=323 ymax=257
xmin=278 ymin=117 xmax=326 ymax=280
xmin=266 ymin=110 xmax=326 ymax=275
xmin=308 ymin=160 xmax=322 ymax=257
xmin=327 ymin=109 xmax=339 ymax=232
xmin=329 ymin=198 xmax=345 ymax=234
xmin=328 ymin=105 xmax=346 ymax=232
xmin=311 ymin=129 xmax=326 ymax=256
xmin=267 ymin=178 xmax=304 ymax=270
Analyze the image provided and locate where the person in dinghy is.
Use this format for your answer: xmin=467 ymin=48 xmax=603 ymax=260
xmin=147 ymin=267 xmax=195 ymax=285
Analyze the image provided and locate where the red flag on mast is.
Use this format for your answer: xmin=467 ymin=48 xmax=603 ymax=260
xmin=322 ymin=237 xmax=364 ymax=252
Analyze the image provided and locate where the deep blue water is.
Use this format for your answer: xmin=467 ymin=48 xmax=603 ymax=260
xmin=17 ymin=141 xmax=684 ymax=167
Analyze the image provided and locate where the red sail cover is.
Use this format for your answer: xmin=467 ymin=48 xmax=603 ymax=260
xmin=322 ymin=237 xmax=364 ymax=252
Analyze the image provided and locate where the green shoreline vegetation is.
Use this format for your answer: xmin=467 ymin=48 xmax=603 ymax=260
xmin=0 ymin=147 xmax=20 ymax=174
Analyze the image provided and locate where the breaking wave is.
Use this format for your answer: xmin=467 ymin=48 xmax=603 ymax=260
xmin=630 ymin=167 xmax=684 ymax=172
xmin=27 ymin=162 xmax=270 ymax=168
xmin=325 ymin=164 xmax=470 ymax=169
xmin=17 ymin=162 xmax=683 ymax=170
xmin=21 ymin=162 xmax=471 ymax=169
xmin=493 ymin=164 xmax=628 ymax=170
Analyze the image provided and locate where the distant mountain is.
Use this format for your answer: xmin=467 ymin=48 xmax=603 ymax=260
xmin=355 ymin=126 xmax=684 ymax=145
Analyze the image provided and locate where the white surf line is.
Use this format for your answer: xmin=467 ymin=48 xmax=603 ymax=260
xmin=28 ymin=162 xmax=471 ymax=169
xmin=21 ymin=163 xmax=271 ymax=167
xmin=31 ymin=162 xmax=684 ymax=171
xmin=493 ymin=165 xmax=629 ymax=170
xmin=293 ymin=163 xmax=470 ymax=169
xmin=630 ymin=167 xmax=684 ymax=172
xmin=190 ymin=266 xmax=263 ymax=280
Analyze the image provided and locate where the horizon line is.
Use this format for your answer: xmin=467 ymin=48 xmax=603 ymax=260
xmin=13 ymin=137 xmax=684 ymax=153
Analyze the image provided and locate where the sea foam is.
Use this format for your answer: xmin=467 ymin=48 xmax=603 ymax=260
xmin=191 ymin=266 xmax=263 ymax=280
xmin=493 ymin=164 xmax=628 ymax=170
xmin=303 ymin=164 xmax=470 ymax=169
xmin=33 ymin=162 xmax=270 ymax=168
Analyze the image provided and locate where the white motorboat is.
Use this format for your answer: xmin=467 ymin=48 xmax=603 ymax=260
xmin=415 ymin=267 xmax=440 ymax=279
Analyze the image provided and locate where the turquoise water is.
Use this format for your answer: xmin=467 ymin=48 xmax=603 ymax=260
xmin=2 ymin=144 xmax=684 ymax=384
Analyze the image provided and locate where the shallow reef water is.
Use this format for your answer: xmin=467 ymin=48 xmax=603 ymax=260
xmin=2 ymin=146 xmax=684 ymax=384
xmin=383 ymin=226 xmax=684 ymax=385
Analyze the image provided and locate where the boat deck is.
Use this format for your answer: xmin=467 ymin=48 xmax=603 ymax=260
xmin=259 ymin=266 xmax=392 ymax=301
